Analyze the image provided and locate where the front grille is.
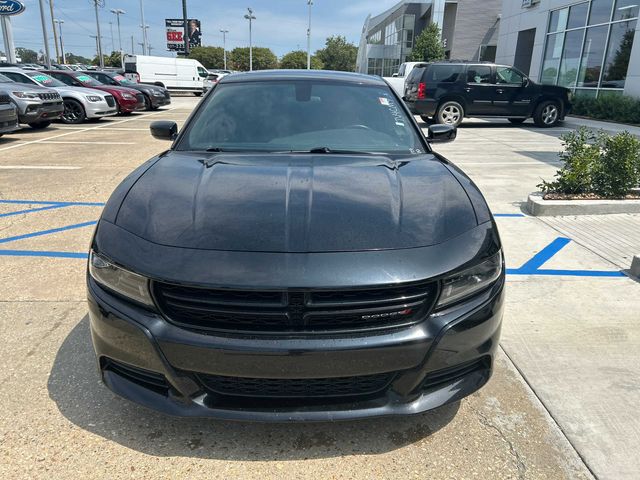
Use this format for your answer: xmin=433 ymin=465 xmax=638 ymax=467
xmin=37 ymin=92 xmax=60 ymax=101
xmin=102 ymin=358 xmax=169 ymax=394
xmin=0 ymin=120 xmax=17 ymax=129
xmin=0 ymin=94 xmax=10 ymax=104
xmin=105 ymin=95 xmax=115 ymax=107
xmin=197 ymin=372 xmax=395 ymax=398
xmin=421 ymin=357 xmax=491 ymax=391
xmin=152 ymin=281 xmax=438 ymax=334
xmin=135 ymin=93 xmax=144 ymax=104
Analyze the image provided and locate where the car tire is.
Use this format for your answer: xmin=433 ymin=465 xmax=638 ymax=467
xmin=508 ymin=118 xmax=526 ymax=124
xmin=194 ymin=91 xmax=203 ymax=97
xmin=436 ymin=101 xmax=464 ymax=127
xmin=61 ymin=99 xmax=85 ymax=124
xmin=142 ymin=94 xmax=152 ymax=110
xmin=533 ymin=101 xmax=561 ymax=128
xmin=28 ymin=121 xmax=52 ymax=129
xmin=420 ymin=115 xmax=432 ymax=123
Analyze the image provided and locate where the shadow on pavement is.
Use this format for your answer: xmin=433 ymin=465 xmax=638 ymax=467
xmin=48 ymin=315 xmax=459 ymax=460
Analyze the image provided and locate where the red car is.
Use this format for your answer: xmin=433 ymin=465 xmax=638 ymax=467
xmin=44 ymin=70 xmax=145 ymax=114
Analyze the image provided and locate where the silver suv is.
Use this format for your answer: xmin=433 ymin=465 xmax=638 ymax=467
xmin=0 ymin=72 xmax=63 ymax=129
xmin=0 ymin=68 xmax=117 ymax=124
xmin=0 ymin=91 xmax=20 ymax=137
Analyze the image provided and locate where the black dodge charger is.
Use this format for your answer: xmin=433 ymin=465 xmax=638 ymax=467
xmin=87 ymin=70 xmax=505 ymax=421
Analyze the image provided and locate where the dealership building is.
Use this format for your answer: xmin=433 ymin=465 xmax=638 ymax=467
xmin=356 ymin=0 xmax=502 ymax=76
xmin=496 ymin=0 xmax=640 ymax=97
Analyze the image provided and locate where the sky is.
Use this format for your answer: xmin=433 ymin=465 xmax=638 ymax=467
xmin=3 ymin=0 xmax=401 ymax=60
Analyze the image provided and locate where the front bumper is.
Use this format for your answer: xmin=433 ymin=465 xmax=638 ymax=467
xmin=117 ymin=96 xmax=145 ymax=113
xmin=150 ymin=94 xmax=171 ymax=108
xmin=0 ymin=104 xmax=19 ymax=133
xmin=85 ymin=100 xmax=118 ymax=119
xmin=88 ymin=272 xmax=504 ymax=421
xmin=18 ymin=101 xmax=64 ymax=124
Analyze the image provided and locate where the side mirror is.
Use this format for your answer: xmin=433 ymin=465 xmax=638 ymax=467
xmin=523 ymin=77 xmax=530 ymax=87
xmin=427 ymin=124 xmax=457 ymax=143
xmin=150 ymin=121 xmax=178 ymax=141
xmin=392 ymin=73 xmax=398 ymax=77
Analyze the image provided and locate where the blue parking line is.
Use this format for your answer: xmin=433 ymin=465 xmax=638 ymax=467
xmin=0 ymin=200 xmax=105 ymax=207
xmin=494 ymin=213 xmax=525 ymax=217
xmin=0 ymin=221 xmax=97 ymax=245
xmin=0 ymin=249 xmax=88 ymax=259
xmin=507 ymin=268 xmax=625 ymax=277
xmin=0 ymin=204 xmax=69 ymax=218
xmin=516 ymin=237 xmax=571 ymax=273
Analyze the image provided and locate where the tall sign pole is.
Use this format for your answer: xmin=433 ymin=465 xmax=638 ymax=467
xmin=139 ymin=0 xmax=148 ymax=55
xmin=48 ymin=0 xmax=60 ymax=63
xmin=182 ymin=0 xmax=189 ymax=55
xmin=0 ymin=0 xmax=25 ymax=64
xmin=91 ymin=0 xmax=104 ymax=67
xmin=220 ymin=29 xmax=228 ymax=69
xmin=307 ymin=0 xmax=313 ymax=69
xmin=244 ymin=8 xmax=256 ymax=71
xmin=38 ymin=0 xmax=52 ymax=68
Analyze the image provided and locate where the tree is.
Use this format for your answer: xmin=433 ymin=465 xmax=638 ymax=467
xmin=65 ymin=53 xmax=92 ymax=65
xmin=279 ymin=50 xmax=323 ymax=69
xmin=411 ymin=23 xmax=445 ymax=62
xmin=188 ymin=46 xmax=225 ymax=69
xmin=16 ymin=47 xmax=38 ymax=63
xmin=92 ymin=51 xmax=122 ymax=68
xmin=315 ymin=36 xmax=357 ymax=71
xmin=230 ymin=47 xmax=277 ymax=71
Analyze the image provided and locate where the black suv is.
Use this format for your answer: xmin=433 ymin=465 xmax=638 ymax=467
xmin=404 ymin=62 xmax=572 ymax=127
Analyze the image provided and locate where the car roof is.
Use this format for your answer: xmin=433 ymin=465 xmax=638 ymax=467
xmin=220 ymin=69 xmax=386 ymax=86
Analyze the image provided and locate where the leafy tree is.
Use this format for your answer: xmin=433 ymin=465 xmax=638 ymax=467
xmin=16 ymin=47 xmax=38 ymax=63
xmin=279 ymin=50 xmax=323 ymax=69
xmin=92 ymin=51 xmax=123 ymax=68
xmin=65 ymin=53 xmax=92 ymax=65
xmin=411 ymin=23 xmax=445 ymax=62
xmin=315 ymin=36 xmax=357 ymax=71
xmin=230 ymin=47 xmax=278 ymax=71
xmin=188 ymin=46 xmax=225 ymax=69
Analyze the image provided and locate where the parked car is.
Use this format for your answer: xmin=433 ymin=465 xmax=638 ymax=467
xmin=403 ymin=61 xmax=572 ymax=127
xmin=123 ymin=54 xmax=208 ymax=96
xmin=0 ymin=68 xmax=117 ymax=124
xmin=0 ymin=72 xmax=63 ymax=129
xmin=0 ymin=91 xmax=20 ymax=137
xmin=82 ymin=70 xmax=171 ymax=110
xmin=384 ymin=61 xmax=425 ymax=97
xmin=43 ymin=70 xmax=144 ymax=114
xmin=87 ymin=70 xmax=504 ymax=421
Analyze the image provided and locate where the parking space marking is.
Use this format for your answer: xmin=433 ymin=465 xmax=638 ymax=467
xmin=31 ymin=141 xmax=137 ymax=145
xmin=506 ymin=236 xmax=625 ymax=277
xmin=0 ymin=200 xmax=105 ymax=206
xmin=0 ymin=249 xmax=88 ymax=259
xmin=0 ymin=108 xmax=175 ymax=153
xmin=494 ymin=213 xmax=525 ymax=217
xmin=0 ymin=204 xmax=69 ymax=218
xmin=0 ymin=165 xmax=81 ymax=170
xmin=0 ymin=220 xmax=97 ymax=245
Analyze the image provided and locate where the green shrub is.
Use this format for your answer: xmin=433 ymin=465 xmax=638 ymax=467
xmin=539 ymin=127 xmax=640 ymax=198
xmin=572 ymin=94 xmax=640 ymax=124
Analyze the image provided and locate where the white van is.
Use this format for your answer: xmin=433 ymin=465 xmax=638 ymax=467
xmin=124 ymin=55 xmax=209 ymax=96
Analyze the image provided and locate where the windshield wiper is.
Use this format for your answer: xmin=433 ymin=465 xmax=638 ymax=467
xmin=274 ymin=147 xmax=381 ymax=155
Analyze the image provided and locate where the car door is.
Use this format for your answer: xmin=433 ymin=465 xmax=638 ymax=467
xmin=493 ymin=66 xmax=531 ymax=117
xmin=463 ymin=65 xmax=495 ymax=115
xmin=49 ymin=72 xmax=78 ymax=87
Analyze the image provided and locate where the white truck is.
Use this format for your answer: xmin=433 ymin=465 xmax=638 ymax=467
xmin=124 ymin=55 xmax=209 ymax=96
xmin=383 ymin=62 xmax=425 ymax=98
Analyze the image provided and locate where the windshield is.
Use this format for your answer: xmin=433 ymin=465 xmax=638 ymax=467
xmin=0 ymin=73 xmax=14 ymax=83
xmin=177 ymin=81 xmax=426 ymax=154
xmin=113 ymin=74 xmax=136 ymax=85
xmin=27 ymin=72 xmax=66 ymax=87
xmin=74 ymin=74 xmax=103 ymax=86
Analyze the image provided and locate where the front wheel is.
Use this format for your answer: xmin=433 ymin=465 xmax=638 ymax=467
xmin=508 ymin=118 xmax=526 ymax=124
xmin=436 ymin=101 xmax=464 ymax=127
xmin=194 ymin=91 xmax=203 ymax=97
xmin=142 ymin=94 xmax=152 ymax=111
xmin=533 ymin=101 xmax=561 ymax=127
xmin=62 ymin=99 xmax=85 ymax=124
xmin=420 ymin=115 xmax=432 ymax=123
xmin=28 ymin=121 xmax=52 ymax=129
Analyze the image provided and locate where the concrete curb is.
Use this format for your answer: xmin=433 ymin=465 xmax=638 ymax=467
xmin=527 ymin=192 xmax=640 ymax=216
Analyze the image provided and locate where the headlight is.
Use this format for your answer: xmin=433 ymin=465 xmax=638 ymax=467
xmin=121 ymin=93 xmax=136 ymax=100
xmin=152 ymin=90 xmax=164 ymax=96
xmin=85 ymin=95 xmax=102 ymax=102
xmin=436 ymin=251 xmax=503 ymax=308
xmin=12 ymin=91 xmax=39 ymax=99
xmin=89 ymin=250 xmax=154 ymax=306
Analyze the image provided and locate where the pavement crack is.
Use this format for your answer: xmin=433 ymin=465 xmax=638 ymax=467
xmin=470 ymin=404 xmax=527 ymax=479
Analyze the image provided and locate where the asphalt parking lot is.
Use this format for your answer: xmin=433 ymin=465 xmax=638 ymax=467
xmin=1 ymin=96 xmax=638 ymax=479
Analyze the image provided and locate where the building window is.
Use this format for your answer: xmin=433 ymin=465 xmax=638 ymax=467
xmin=541 ymin=0 xmax=638 ymax=96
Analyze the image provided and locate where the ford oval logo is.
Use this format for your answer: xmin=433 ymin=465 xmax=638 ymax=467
xmin=0 ymin=0 xmax=26 ymax=16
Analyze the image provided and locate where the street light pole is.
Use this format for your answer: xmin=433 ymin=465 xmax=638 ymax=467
xmin=182 ymin=0 xmax=189 ymax=56
xmin=307 ymin=0 xmax=313 ymax=69
xmin=54 ymin=19 xmax=65 ymax=64
xmin=48 ymin=0 xmax=60 ymax=64
xmin=91 ymin=0 xmax=104 ymax=67
xmin=244 ymin=8 xmax=256 ymax=71
xmin=37 ymin=0 xmax=52 ymax=68
xmin=110 ymin=9 xmax=125 ymax=67
xmin=139 ymin=0 xmax=148 ymax=56
xmin=109 ymin=21 xmax=115 ymax=52
xmin=220 ymin=29 xmax=228 ymax=69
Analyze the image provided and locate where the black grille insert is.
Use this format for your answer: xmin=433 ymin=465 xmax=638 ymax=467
xmin=198 ymin=372 xmax=395 ymax=398
xmin=152 ymin=281 xmax=437 ymax=334
xmin=37 ymin=92 xmax=60 ymax=101
xmin=102 ymin=358 xmax=169 ymax=394
xmin=0 ymin=94 xmax=10 ymax=104
xmin=105 ymin=95 xmax=115 ymax=107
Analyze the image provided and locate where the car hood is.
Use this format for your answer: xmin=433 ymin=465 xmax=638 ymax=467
xmin=51 ymin=85 xmax=107 ymax=97
xmin=0 ymin=82 xmax=54 ymax=94
xmin=114 ymin=152 xmax=479 ymax=253
xmin=91 ymin=85 xmax=139 ymax=96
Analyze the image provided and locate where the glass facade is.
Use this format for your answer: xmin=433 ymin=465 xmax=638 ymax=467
xmin=541 ymin=0 xmax=638 ymax=96
xmin=366 ymin=14 xmax=416 ymax=77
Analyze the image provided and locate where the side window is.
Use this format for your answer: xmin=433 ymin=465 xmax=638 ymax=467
xmin=496 ymin=67 xmax=525 ymax=85
xmin=52 ymin=74 xmax=74 ymax=86
xmin=427 ymin=65 xmax=462 ymax=83
xmin=197 ymin=67 xmax=208 ymax=78
xmin=467 ymin=66 xmax=492 ymax=84
xmin=2 ymin=72 xmax=30 ymax=84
